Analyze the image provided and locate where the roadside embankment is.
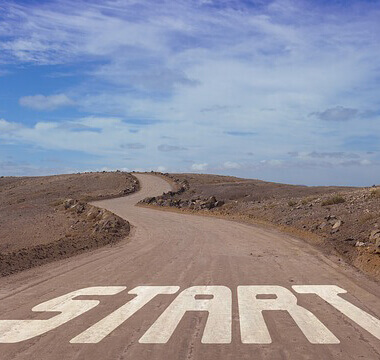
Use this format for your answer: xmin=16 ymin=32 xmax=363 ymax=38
xmin=0 ymin=171 xmax=139 ymax=276
xmin=139 ymin=172 xmax=380 ymax=280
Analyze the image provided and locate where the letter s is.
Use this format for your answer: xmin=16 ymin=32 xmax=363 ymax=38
xmin=0 ymin=286 xmax=126 ymax=343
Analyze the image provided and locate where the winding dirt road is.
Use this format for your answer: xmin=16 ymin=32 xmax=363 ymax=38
xmin=0 ymin=174 xmax=379 ymax=359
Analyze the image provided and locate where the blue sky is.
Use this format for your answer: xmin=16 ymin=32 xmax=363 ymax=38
xmin=0 ymin=0 xmax=379 ymax=185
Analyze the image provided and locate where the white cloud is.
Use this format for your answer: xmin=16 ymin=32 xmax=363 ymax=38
xmin=260 ymin=159 xmax=283 ymax=166
xmin=222 ymin=161 xmax=241 ymax=169
xmin=360 ymin=159 xmax=371 ymax=166
xmin=0 ymin=119 xmax=22 ymax=132
xmin=0 ymin=1 xmax=380 ymax=184
xmin=19 ymin=94 xmax=74 ymax=110
xmin=191 ymin=163 xmax=208 ymax=171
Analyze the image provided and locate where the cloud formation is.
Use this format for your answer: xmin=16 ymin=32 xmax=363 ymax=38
xmin=0 ymin=0 xmax=379 ymax=185
xmin=222 ymin=161 xmax=241 ymax=169
xmin=19 ymin=94 xmax=74 ymax=110
xmin=191 ymin=163 xmax=208 ymax=171
xmin=157 ymin=144 xmax=187 ymax=152
xmin=307 ymin=151 xmax=360 ymax=159
xmin=310 ymin=106 xmax=358 ymax=122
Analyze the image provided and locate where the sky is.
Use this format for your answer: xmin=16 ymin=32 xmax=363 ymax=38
xmin=0 ymin=0 xmax=379 ymax=186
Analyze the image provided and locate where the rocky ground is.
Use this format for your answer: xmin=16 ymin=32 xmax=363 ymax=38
xmin=140 ymin=172 xmax=380 ymax=280
xmin=0 ymin=171 xmax=139 ymax=276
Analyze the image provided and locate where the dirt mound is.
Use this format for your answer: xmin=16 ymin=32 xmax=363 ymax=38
xmin=0 ymin=171 xmax=139 ymax=276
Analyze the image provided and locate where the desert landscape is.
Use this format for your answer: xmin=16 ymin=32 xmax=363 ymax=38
xmin=0 ymin=172 xmax=379 ymax=360
xmin=2 ymin=171 xmax=379 ymax=281
xmin=2 ymin=1 xmax=380 ymax=358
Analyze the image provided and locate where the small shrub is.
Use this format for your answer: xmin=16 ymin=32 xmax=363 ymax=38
xmin=321 ymin=195 xmax=345 ymax=206
xmin=301 ymin=196 xmax=317 ymax=205
xmin=288 ymin=200 xmax=297 ymax=207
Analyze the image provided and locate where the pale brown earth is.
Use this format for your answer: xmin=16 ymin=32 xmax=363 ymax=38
xmin=0 ymin=174 xmax=379 ymax=359
xmin=143 ymin=173 xmax=380 ymax=280
xmin=0 ymin=172 xmax=138 ymax=275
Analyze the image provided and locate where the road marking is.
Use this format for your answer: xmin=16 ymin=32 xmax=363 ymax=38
xmin=0 ymin=286 xmax=126 ymax=343
xmin=139 ymin=286 xmax=232 ymax=344
xmin=238 ymin=285 xmax=339 ymax=344
xmin=0 ymin=285 xmax=379 ymax=344
xmin=71 ymin=286 xmax=179 ymax=343
xmin=293 ymin=285 xmax=380 ymax=340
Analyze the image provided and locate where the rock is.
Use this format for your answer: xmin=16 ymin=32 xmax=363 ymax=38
xmin=71 ymin=202 xmax=86 ymax=214
xmin=179 ymin=200 xmax=189 ymax=208
xmin=63 ymin=199 xmax=76 ymax=209
xmin=325 ymin=215 xmax=339 ymax=225
xmin=87 ymin=209 xmax=99 ymax=220
xmin=201 ymin=202 xmax=213 ymax=210
xmin=209 ymin=196 xmax=217 ymax=203
xmin=369 ymin=229 xmax=380 ymax=241
xmin=355 ymin=241 xmax=366 ymax=247
xmin=145 ymin=197 xmax=156 ymax=204
xmin=98 ymin=217 xmax=119 ymax=232
xmin=332 ymin=220 xmax=343 ymax=229
xmin=215 ymin=200 xmax=225 ymax=207
xmin=199 ymin=196 xmax=218 ymax=210
xmin=95 ymin=210 xmax=105 ymax=221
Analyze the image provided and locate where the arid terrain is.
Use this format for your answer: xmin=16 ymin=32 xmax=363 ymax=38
xmin=140 ymin=173 xmax=380 ymax=280
xmin=0 ymin=172 xmax=139 ymax=276
xmin=0 ymin=173 xmax=379 ymax=360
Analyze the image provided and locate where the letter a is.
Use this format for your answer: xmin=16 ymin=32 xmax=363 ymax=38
xmin=139 ymin=286 xmax=231 ymax=344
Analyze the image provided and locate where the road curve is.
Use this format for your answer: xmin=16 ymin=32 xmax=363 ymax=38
xmin=0 ymin=174 xmax=379 ymax=359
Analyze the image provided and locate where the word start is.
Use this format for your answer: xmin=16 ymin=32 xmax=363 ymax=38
xmin=0 ymin=285 xmax=379 ymax=344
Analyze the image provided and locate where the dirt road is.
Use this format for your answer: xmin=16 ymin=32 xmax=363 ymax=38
xmin=0 ymin=174 xmax=379 ymax=359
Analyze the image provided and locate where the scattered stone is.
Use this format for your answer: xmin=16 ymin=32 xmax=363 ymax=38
xmin=355 ymin=241 xmax=366 ymax=247
xmin=139 ymin=181 xmax=222 ymax=211
xmin=87 ymin=209 xmax=99 ymax=220
xmin=63 ymin=199 xmax=76 ymax=209
xmin=325 ymin=215 xmax=337 ymax=222
xmin=215 ymin=200 xmax=225 ymax=207
xmin=71 ymin=202 xmax=86 ymax=214
xmin=332 ymin=220 xmax=343 ymax=230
